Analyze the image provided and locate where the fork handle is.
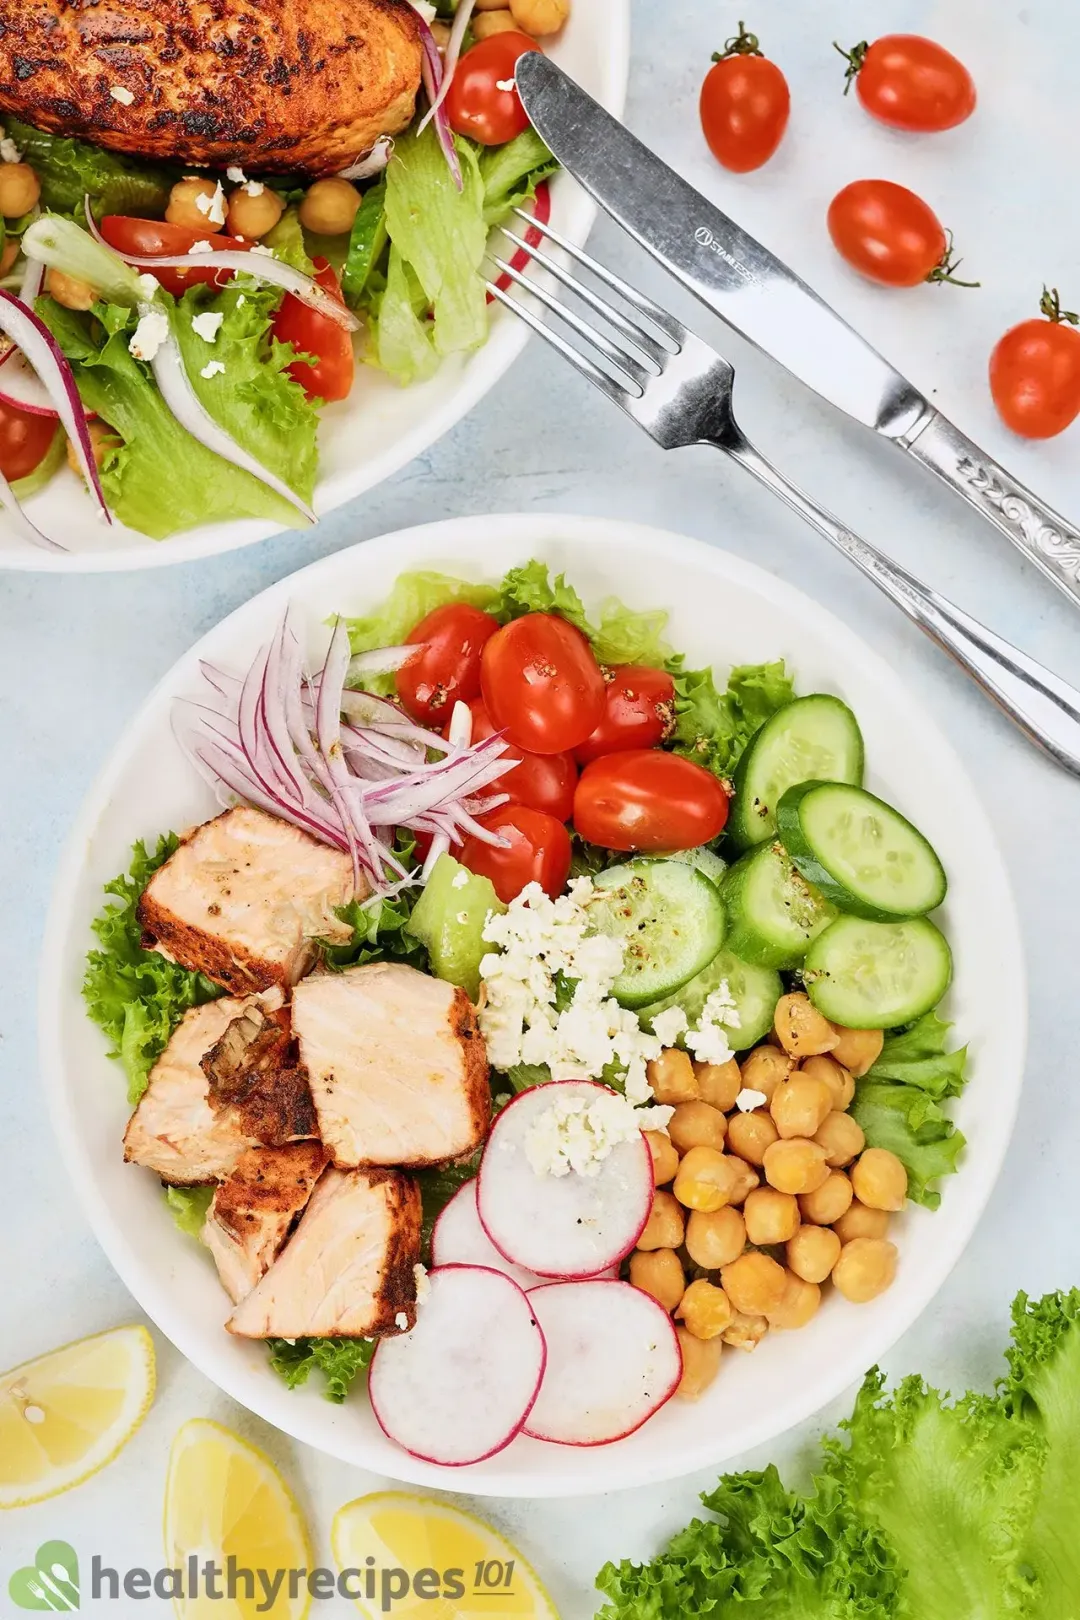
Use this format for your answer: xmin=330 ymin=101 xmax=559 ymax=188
xmin=721 ymin=436 xmax=1080 ymax=777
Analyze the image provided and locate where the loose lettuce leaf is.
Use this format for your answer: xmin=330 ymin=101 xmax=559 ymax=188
xmin=480 ymin=129 xmax=558 ymax=226
xmin=495 ymin=559 xmax=674 ymax=665
xmin=165 ymin=1185 xmax=214 ymax=1239
xmin=670 ymin=660 xmax=796 ymax=780
xmin=267 ymin=1336 xmax=375 ymax=1403
xmin=321 ymin=891 xmax=428 ymax=974
xmin=371 ymin=245 xmax=439 ymax=386
xmin=415 ymin=1154 xmax=482 ymax=1256
xmin=83 ymin=835 xmax=221 ymax=1103
xmin=866 ymin=1010 xmax=969 ymax=1100
xmin=262 ymin=206 xmax=315 ymax=275
xmin=849 ymin=1079 xmax=965 ymax=1210
xmin=6 ymin=117 xmax=173 ymax=220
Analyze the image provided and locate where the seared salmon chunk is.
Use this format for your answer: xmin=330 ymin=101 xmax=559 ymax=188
xmin=291 ymin=962 xmax=491 ymax=1169
xmin=202 ymin=1141 xmax=328 ymax=1304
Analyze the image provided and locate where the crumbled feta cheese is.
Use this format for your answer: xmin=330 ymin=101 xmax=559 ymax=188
xmin=495 ymin=77 xmax=517 ymax=92
xmin=191 ymin=310 xmax=224 ymax=343
xmin=136 ymin=273 xmax=160 ymax=302
xmin=110 ymin=85 xmax=135 ymax=106
xmin=0 ymin=135 xmax=22 ymax=164
xmin=736 ymin=1087 xmax=768 ymax=1112
xmin=226 ymin=165 xmax=247 ymax=184
xmin=128 ymin=309 xmax=170 ymax=363
xmin=651 ymin=1007 xmax=689 ymax=1048
xmin=413 ymin=1263 xmax=430 ymax=1304
xmin=242 ymin=180 xmax=266 ymax=197
xmin=525 ymin=1089 xmax=667 ymax=1179
xmin=188 ymin=238 xmax=215 ymax=255
xmin=452 ymin=869 xmax=470 ymax=889
xmin=250 ymin=243 xmax=275 ymax=257
xmin=195 ymin=181 xmax=227 ymax=227
xmin=394 ymin=1311 xmax=409 ymax=1330
xmin=200 ymin=360 xmax=226 ymax=379
xmin=684 ymin=983 xmax=742 ymax=1066
xmin=409 ymin=0 xmax=438 ymax=21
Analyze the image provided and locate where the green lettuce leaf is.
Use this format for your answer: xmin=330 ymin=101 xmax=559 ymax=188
xmin=266 ymin=1336 xmax=375 ymax=1403
xmin=849 ymin=1079 xmax=965 ymax=1210
xmin=262 ymin=206 xmax=315 ymax=274
xmin=165 ymin=1185 xmax=214 ymax=1239
xmin=669 ymin=660 xmax=796 ymax=781
xmin=6 ymin=117 xmax=173 ymax=220
xmin=370 ymin=246 xmax=439 ymax=386
xmin=344 ymin=569 xmax=501 ymax=694
xmin=83 ymin=835 xmax=221 ymax=1104
xmin=415 ymin=1155 xmax=482 ymax=1256
xmin=866 ymin=1010 xmax=969 ymax=1100
xmin=321 ymin=893 xmax=427 ymax=974
xmin=495 ymin=559 xmax=674 ymax=665
xmin=480 ymin=129 xmax=558 ymax=225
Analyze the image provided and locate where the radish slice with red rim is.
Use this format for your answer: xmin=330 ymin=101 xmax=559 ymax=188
xmin=432 ymin=1180 xmax=542 ymax=1291
xmin=368 ymin=1265 xmax=546 ymax=1466
xmin=523 ymin=1280 xmax=683 ymax=1447
xmin=477 ymin=1081 xmax=653 ymax=1280
xmin=0 ymin=350 xmax=91 ymax=418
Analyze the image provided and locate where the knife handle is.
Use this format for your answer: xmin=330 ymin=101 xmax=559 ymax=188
xmin=902 ymin=410 xmax=1080 ymax=608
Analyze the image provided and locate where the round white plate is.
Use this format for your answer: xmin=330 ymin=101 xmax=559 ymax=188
xmin=40 ymin=513 xmax=1026 ymax=1496
xmin=1 ymin=8 xmax=629 ymax=573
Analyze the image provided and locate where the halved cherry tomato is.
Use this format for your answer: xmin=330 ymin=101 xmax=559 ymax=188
xmin=990 ymin=288 xmax=1080 ymax=439
xmin=396 ymin=602 xmax=501 ymax=725
xmin=451 ymin=697 xmax=577 ymax=821
xmin=0 ymin=400 xmax=57 ymax=481
xmin=826 ymin=181 xmax=975 ymax=289
xmin=271 ymin=257 xmax=354 ymax=403
xmin=446 ymin=32 xmax=539 ymax=146
xmin=458 ymin=804 xmax=572 ymax=904
xmin=575 ymin=666 xmax=676 ymax=764
xmin=838 ymin=35 xmax=976 ymax=133
xmin=574 ymin=750 xmax=730 ymax=852
xmin=699 ymin=22 xmax=790 ymax=173
xmin=99 ymin=217 xmax=248 ymax=296
xmin=481 ymin=613 xmax=605 ymax=755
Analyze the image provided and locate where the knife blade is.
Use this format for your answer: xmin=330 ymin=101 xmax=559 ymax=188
xmin=515 ymin=52 xmax=1080 ymax=608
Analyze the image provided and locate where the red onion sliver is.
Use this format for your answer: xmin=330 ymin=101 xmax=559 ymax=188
xmin=337 ymin=137 xmax=394 ymax=181
xmin=17 ymin=257 xmax=44 ymax=308
xmin=0 ymin=462 xmax=64 ymax=552
xmin=418 ymin=23 xmax=464 ymax=191
xmin=417 ymin=0 xmax=477 ymax=136
xmin=346 ymin=644 xmax=417 ymax=678
xmin=421 ymin=697 xmax=473 ymax=878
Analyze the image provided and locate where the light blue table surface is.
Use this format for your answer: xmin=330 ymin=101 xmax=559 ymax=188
xmin=3 ymin=1 xmax=1079 ymax=1613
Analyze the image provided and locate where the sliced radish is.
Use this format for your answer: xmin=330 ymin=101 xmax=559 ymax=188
xmin=368 ymin=1265 xmax=546 ymax=1467
xmin=0 ymin=350 xmax=90 ymax=418
xmin=523 ymin=1280 xmax=683 ymax=1447
xmin=477 ymin=1081 xmax=653 ymax=1280
xmin=434 ymin=1180 xmax=619 ymax=1285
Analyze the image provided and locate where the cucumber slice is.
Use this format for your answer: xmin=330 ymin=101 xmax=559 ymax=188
xmin=405 ymin=854 xmax=505 ymax=999
xmin=777 ymin=782 xmax=947 ymax=920
xmin=589 ymin=859 xmax=726 ymax=1008
xmin=669 ymin=845 xmax=728 ymax=888
xmin=721 ymin=842 xmax=835 ymax=969
xmin=728 ymin=695 xmax=864 ymax=850
xmin=638 ymin=950 xmax=782 ymax=1052
xmin=804 ymin=916 xmax=952 ymax=1028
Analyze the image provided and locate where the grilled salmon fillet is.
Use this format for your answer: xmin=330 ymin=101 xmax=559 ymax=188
xmin=202 ymin=1141 xmax=328 ymax=1303
xmin=138 ymin=806 xmax=358 ymax=994
xmin=292 ymin=961 xmax=491 ymax=1170
xmin=226 ymin=1165 xmax=421 ymax=1338
xmin=0 ymin=0 xmax=422 ymax=177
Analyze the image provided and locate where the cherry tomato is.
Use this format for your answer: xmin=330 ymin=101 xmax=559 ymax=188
xmin=826 ymin=181 xmax=976 ymax=289
xmin=481 ymin=613 xmax=605 ymax=755
xmin=446 ymin=33 xmax=539 ymax=147
xmin=100 ymin=217 xmax=248 ymax=296
xmin=575 ymin=666 xmax=676 ymax=764
xmin=450 ymin=697 xmax=577 ymax=821
xmin=271 ymin=258 xmax=354 ymax=403
xmin=458 ymin=804 xmax=572 ymax=904
xmin=837 ymin=35 xmax=976 ymax=133
xmin=0 ymin=401 xmax=58 ymax=481
xmin=699 ymin=21 xmax=790 ymax=173
xmin=396 ymin=602 xmax=501 ymax=725
xmin=574 ymin=750 xmax=729 ymax=852
xmin=990 ymin=287 xmax=1080 ymax=440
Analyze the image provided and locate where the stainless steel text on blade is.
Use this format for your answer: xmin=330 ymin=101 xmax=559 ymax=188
xmin=515 ymin=51 xmax=927 ymax=438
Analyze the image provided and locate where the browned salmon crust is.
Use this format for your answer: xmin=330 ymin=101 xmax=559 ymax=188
xmin=0 ymin=0 xmax=423 ymax=176
xmin=201 ymin=1004 xmax=319 ymax=1142
xmin=449 ymin=985 xmax=492 ymax=1156
xmin=203 ymin=1141 xmax=328 ymax=1302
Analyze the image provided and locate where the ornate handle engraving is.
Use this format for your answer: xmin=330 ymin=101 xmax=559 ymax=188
xmin=955 ymin=457 xmax=1080 ymax=581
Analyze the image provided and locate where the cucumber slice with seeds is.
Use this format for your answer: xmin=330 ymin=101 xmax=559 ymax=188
xmin=638 ymin=949 xmax=782 ymax=1052
xmin=778 ymin=782 xmax=946 ymax=920
xmin=804 ymin=915 xmax=952 ymax=1028
xmin=722 ymin=842 xmax=835 ymax=969
xmin=728 ymin=695 xmax=864 ymax=850
xmin=589 ymin=859 xmax=726 ymax=1009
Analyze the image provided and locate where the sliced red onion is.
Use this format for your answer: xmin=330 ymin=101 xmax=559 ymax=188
xmin=0 ymin=348 xmax=92 ymax=419
xmin=337 ymin=137 xmax=394 ymax=181
xmin=417 ymin=0 xmax=477 ymax=136
xmin=422 ymin=698 xmax=472 ymax=878
xmin=346 ymin=644 xmax=417 ymax=678
xmin=0 ymin=462 xmax=64 ymax=552
xmin=149 ymin=324 xmax=316 ymax=524
xmin=418 ymin=21 xmax=463 ymax=191
xmin=17 ymin=257 xmax=44 ymax=308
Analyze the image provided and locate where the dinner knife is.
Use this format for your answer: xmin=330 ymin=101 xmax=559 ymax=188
xmin=515 ymin=53 xmax=1080 ymax=609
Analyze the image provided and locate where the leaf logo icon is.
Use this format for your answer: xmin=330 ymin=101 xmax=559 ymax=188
xmin=8 ymin=1540 xmax=80 ymax=1610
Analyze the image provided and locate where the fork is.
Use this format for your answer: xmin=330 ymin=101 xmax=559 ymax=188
xmin=488 ymin=210 xmax=1080 ymax=779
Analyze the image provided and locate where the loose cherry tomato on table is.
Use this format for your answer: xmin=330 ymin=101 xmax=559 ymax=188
xmin=574 ymin=750 xmax=730 ymax=852
xmin=836 ymin=35 xmax=976 ymax=133
xmin=699 ymin=20 xmax=790 ymax=174
xmin=271 ymin=258 xmax=354 ymax=403
xmin=826 ymin=181 xmax=977 ymax=289
xmin=0 ymin=401 xmax=58 ymax=481
xmin=446 ymin=32 xmax=540 ymax=147
xmin=458 ymin=804 xmax=572 ymax=904
xmin=575 ymin=665 xmax=676 ymax=764
xmin=99 ymin=218 xmax=248 ymax=297
xmin=396 ymin=602 xmax=501 ymax=725
xmin=481 ymin=613 xmax=606 ymax=754
xmin=990 ymin=288 xmax=1080 ymax=439
xmin=449 ymin=697 xmax=577 ymax=821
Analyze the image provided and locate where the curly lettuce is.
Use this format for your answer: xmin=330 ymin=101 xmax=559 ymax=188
xmin=850 ymin=1011 xmax=969 ymax=1209
xmin=5 ymin=117 xmax=173 ymax=220
xmin=267 ymin=1336 xmax=375 ymax=1403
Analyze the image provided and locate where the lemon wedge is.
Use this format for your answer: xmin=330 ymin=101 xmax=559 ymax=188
xmin=331 ymin=1492 xmax=559 ymax=1620
xmin=163 ymin=1418 xmax=312 ymax=1620
xmin=0 ymin=1324 xmax=155 ymax=1508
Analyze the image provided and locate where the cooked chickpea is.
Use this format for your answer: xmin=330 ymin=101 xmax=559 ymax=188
xmin=298 ymin=177 xmax=361 ymax=237
xmin=644 ymin=1130 xmax=679 ymax=1187
xmin=509 ymin=0 xmax=570 ymax=35
xmin=474 ymin=0 xmax=513 ymax=8
xmin=762 ymin=1137 xmax=830 ymax=1196
xmin=852 ymin=1148 xmax=908 ymax=1212
xmin=725 ymin=1108 xmax=778 ymax=1168
xmin=0 ymin=162 xmax=40 ymax=218
xmin=726 ymin=1155 xmax=760 ymax=1206
xmin=66 ymin=419 xmax=120 ymax=478
xmin=801 ymin=1053 xmax=855 ymax=1111
xmin=786 ymin=1223 xmax=842 ymax=1284
xmin=798 ymin=1169 xmax=854 ymax=1227
xmin=226 ymin=183 xmax=285 ymax=241
xmin=770 ymin=1075 xmax=833 ymax=1140
xmin=832 ymin=1237 xmax=898 ymax=1303
xmin=676 ymin=1279 xmax=733 ymax=1340
xmin=166 ymin=177 xmax=220 ymax=231
xmin=738 ymin=1044 xmax=791 ymax=1102
xmin=767 ymin=1270 xmax=822 ymax=1330
xmin=774 ymin=993 xmax=839 ymax=1058
xmin=685 ymin=1206 xmax=746 ymax=1271
xmin=829 ymin=1025 xmax=884 ymax=1077
xmin=648 ymin=1047 xmax=698 ymax=1105
xmin=833 ymin=1199 xmax=890 ymax=1244
xmin=669 ymin=1100 xmax=727 ymax=1155
xmin=636 ymin=1189 xmax=685 ymax=1250
xmin=695 ymin=1057 xmax=741 ymax=1111
xmin=814 ymin=1110 xmax=865 ymax=1169
xmin=673 ymin=1146 xmax=739 ymax=1213
xmin=629 ymin=1248 xmax=686 ymax=1313
xmin=743 ymin=1186 xmax=800 ymax=1246
xmin=720 ymin=1250 xmax=787 ymax=1316
xmin=430 ymin=17 xmax=453 ymax=46
xmin=46 ymin=268 xmax=96 ymax=311
xmin=0 ymin=237 xmax=18 ymax=276
xmin=472 ymin=10 xmax=522 ymax=36
xmin=675 ymin=1326 xmax=723 ymax=1398
xmin=721 ymin=1310 xmax=769 ymax=1351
